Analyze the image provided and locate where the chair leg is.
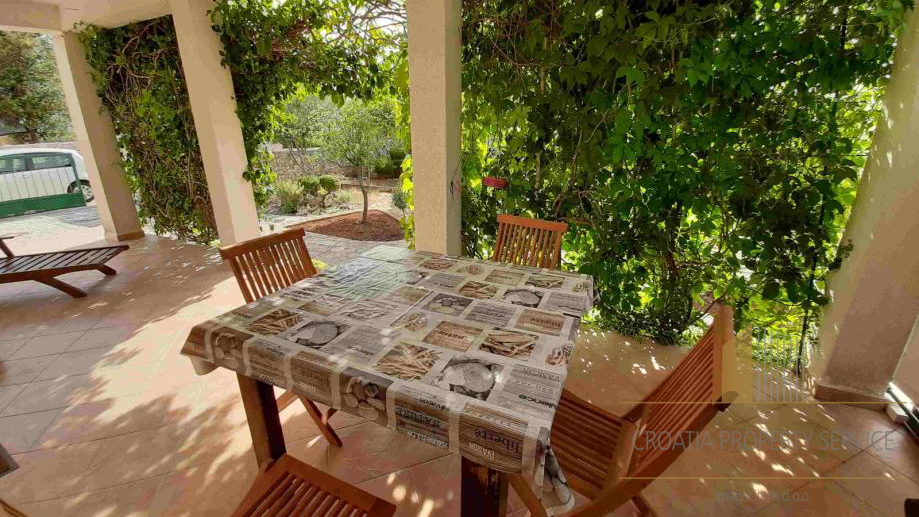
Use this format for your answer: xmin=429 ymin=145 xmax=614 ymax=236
xmin=632 ymin=493 xmax=659 ymax=517
xmin=34 ymin=277 xmax=86 ymax=298
xmin=509 ymin=473 xmax=549 ymax=517
xmin=276 ymin=390 xmax=298 ymax=411
xmin=97 ymin=265 xmax=117 ymax=275
xmin=299 ymin=396 xmax=343 ymax=448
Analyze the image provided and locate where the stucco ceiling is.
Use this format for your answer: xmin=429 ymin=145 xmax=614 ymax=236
xmin=7 ymin=0 xmax=170 ymax=30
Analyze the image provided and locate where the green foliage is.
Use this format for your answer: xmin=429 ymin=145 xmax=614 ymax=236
xmin=319 ymin=98 xmax=397 ymax=171
xmin=0 ymin=32 xmax=72 ymax=143
xmin=275 ymin=180 xmax=304 ymax=214
xmin=298 ymin=175 xmax=321 ymax=197
xmin=210 ymin=0 xmax=390 ymax=203
xmin=318 ymin=174 xmax=340 ymax=193
xmin=79 ymin=18 xmax=217 ymax=243
xmin=459 ymin=0 xmax=910 ymax=343
xmin=320 ymin=98 xmax=397 ymax=221
xmin=391 ymin=189 xmax=408 ymax=213
xmin=279 ymin=93 xmax=338 ymax=149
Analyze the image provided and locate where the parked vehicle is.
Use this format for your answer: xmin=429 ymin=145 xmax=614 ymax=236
xmin=0 ymin=148 xmax=93 ymax=203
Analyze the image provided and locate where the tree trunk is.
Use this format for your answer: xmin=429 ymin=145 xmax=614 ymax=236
xmin=359 ymin=167 xmax=369 ymax=223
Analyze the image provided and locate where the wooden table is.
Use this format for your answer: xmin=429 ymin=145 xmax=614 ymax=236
xmin=182 ymin=245 xmax=595 ymax=517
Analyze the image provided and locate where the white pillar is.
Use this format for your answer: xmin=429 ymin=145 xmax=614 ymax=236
xmin=406 ymin=0 xmax=462 ymax=255
xmin=812 ymin=7 xmax=919 ymax=405
xmin=52 ymin=32 xmax=144 ymax=243
xmin=169 ymin=0 xmax=260 ymax=245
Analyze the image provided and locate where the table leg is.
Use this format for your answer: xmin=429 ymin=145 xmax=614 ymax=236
xmin=461 ymin=456 xmax=508 ymax=517
xmin=237 ymin=375 xmax=286 ymax=466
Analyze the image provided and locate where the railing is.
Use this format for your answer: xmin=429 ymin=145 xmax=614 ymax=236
xmin=750 ymin=324 xmax=815 ymax=403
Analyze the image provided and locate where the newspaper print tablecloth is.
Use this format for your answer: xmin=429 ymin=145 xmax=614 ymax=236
xmin=181 ymin=245 xmax=595 ymax=515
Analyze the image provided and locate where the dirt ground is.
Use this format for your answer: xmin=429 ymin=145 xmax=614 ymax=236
xmin=288 ymin=209 xmax=404 ymax=241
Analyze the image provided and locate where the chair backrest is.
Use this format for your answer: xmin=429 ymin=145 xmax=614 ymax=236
xmin=628 ymin=304 xmax=734 ymax=478
xmin=492 ymin=214 xmax=568 ymax=269
xmin=570 ymin=305 xmax=735 ymax=517
xmin=219 ymin=228 xmax=317 ymax=303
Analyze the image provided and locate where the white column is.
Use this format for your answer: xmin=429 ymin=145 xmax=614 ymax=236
xmin=52 ymin=32 xmax=144 ymax=243
xmin=406 ymin=0 xmax=462 ymax=255
xmin=169 ymin=0 xmax=260 ymax=245
xmin=812 ymin=7 xmax=919 ymax=406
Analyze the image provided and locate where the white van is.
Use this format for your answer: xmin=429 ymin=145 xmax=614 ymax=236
xmin=0 ymin=148 xmax=94 ymax=203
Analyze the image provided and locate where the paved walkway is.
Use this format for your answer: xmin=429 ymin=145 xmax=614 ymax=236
xmin=0 ymin=205 xmax=406 ymax=267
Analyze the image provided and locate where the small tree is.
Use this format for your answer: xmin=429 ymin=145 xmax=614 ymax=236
xmin=320 ymin=99 xmax=395 ymax=223
xmin=278 ymin=94 xmax=338 ymax=176
xmin=0 ymin=32 xmax=72 ymax=143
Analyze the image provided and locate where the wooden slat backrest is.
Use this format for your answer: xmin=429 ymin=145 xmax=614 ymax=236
xmin=492 ymin=214 xmax=568 ymax=269
xmin=232 ymin=455 xmax=395 ymax=517
xmin=562 ymin=305 xmax=735 ymax=517
xmin=627 ymin=304 xmax=734 ymax=478
xmin=219 ymin=228 xmax=318 ymax=303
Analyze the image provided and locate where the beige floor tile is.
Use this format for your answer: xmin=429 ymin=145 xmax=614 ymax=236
xmin=0 ymin=383 xmax=25 ymax=412
xmin=829 ymin=451 xmax=919 ymax=517
xmin=356 ymin=468 xmax=417 ymax=516
xmin=0 ymin=441 xmax=103 ymax=503
xmin=0 ymin=338 xmax=29 ymax=360
xmin=326 ymin=422 xmax=451 ymax=485
xmin=36 ymin=340 xmax=166 ymax=381
xmin=67 ymin=325 xmax=140 ymax=352
xmin=865 ymin=428 xmax=919 ymax=485
xmin=0 ymin=355 xmax=57 ymax=386
xmin=9 ymin=330 xmax=86 ymax=360
xmin=0 ymin=408 xmax=61 ymax=453
xmin=1 ymin=368 xmax=152 ymax=416
xmin=80 ymin=414 xmax=253 ymax=493
xmin=746 ymin=405 xmax=860 ymax=474
xmin=758 ymin=480 xmax=886 ymax=517
xmin=796 ymin=401 xmax=899 ymax=450
xmin=15 ymin=475 xmax=162 ymax=517
xmin=34 ymin=382 xmax=205 ymax=449
xmin=147 ymin=454 xmax=259 ymax=517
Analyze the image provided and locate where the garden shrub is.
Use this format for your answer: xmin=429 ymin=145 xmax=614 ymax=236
xmin=318 ymin=174 xmax=340 ymax=209
xmin=275 ymin=180 xmax=303 ymax=214
xmin=459 ymin=0 xmax=911 ymax=344
xmin=298 ymin=175 xmax=321 ymax=198
xmin=391 ymin=189 xmax=408 ymax=214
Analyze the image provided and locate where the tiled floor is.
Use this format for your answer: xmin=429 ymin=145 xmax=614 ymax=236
xmin=0 ymin=209 xmax=917 ymax=517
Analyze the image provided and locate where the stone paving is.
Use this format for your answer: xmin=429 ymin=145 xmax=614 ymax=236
xmin=0 ymin=204 xmax=406 ymax=268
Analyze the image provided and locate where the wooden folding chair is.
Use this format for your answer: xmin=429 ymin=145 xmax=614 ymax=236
xmin=220 ymin=227 xmax=342 ymax=447
xmin=231 ymin=455 xmax=395 ymax=517
xmin=492 ymin=214 xmax=568 ymax=269
xmin=510 ymin=305 xmax=735 ymax=517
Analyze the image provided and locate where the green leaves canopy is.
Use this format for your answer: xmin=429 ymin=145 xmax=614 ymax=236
xmin=460 ymin=0 xmax=910 ymax=343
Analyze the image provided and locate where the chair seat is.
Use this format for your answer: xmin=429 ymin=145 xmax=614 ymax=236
xmin=550 ymin=390 xmax=631 ymax=497
xmin=232 ymin=455 xmax=395 ymax=517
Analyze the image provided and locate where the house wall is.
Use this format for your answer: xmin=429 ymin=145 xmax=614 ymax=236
xmin=812 ymin=7 xmax=919 ymax=403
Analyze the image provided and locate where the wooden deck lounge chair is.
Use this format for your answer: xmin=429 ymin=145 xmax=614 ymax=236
xmin=231 ymin=455 xmax=395 ymax=517
xmin=492 ymin=214 xmax=568 ymax=269
xmin=219 ymin=227 xmax=343 ymax=447
xmin=0 ymin=235 xmax=128 ymax=298
xmin=510 ymin=305 xmax=735 ymax=517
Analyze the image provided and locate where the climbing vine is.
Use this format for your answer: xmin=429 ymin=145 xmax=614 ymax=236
xmin=460 ymin=0 xmax=911 ymax=343
xmin=210 ymin=0 xmax=398 ymax=203
xmin=80 ymin=18 xmax=217 ymax=243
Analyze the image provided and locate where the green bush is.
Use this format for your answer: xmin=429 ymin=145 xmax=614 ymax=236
xmin=275 ymin=180 xmax=303 ymax=214
xmin=391 ymin=189 xmax=408 ymax=213
xmin=298 ymin=175 xmax=321 ymax=197
xmin=319 ymin=174 xmax=340 ymax=193
xmin=318 ymin=174 xmax=341 ymax=209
